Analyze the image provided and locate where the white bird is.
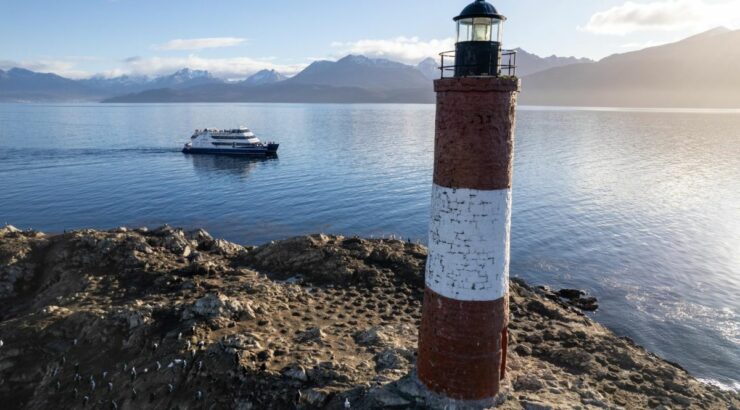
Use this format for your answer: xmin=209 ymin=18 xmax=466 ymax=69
xmin=344 ymin=398 xmax=351 ymax=409
xmin=102 ymin=371 xmax=108 ymax=379
xmin=196 ymin=390 xmax=202 ymax=400
xmin=156 ymin=361 xmax=162 ymax=371
xmin=0 ymin=339 xmax=4 ymax=348
xmin=73 ymin=338 xmax=78 ymax=346
xmin=186 ymin=340 xmax=191 ymax=349
xmin=90 ymin=379 xmax=96 ymax=391
xmin=167 ymin=384 xmax=174 ymax=394
xmin=197 ymin=361 xmax=203 ymax=371
xmin=167 ymin=362 xmax=175 ymax=369
xmin=182 ymin=360 xmax=187 ymax=370
xmin=82 ymin=395 xmax=89 ymax=406
xmin=178 ymin=332 xmax=182 ymax=340
xmin=108 ymin=382 xmax=113 ymax=392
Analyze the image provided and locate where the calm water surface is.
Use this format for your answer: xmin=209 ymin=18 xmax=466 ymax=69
xmin=0 ymin=103 xmax=738 ymax=389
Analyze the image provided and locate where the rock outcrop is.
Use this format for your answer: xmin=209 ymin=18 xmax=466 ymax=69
xmin=0 ymin=226 xmax=737 ymax=409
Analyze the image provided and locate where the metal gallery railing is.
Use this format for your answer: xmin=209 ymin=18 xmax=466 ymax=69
xmin=439 ymin=49 xmax=517 ymax=78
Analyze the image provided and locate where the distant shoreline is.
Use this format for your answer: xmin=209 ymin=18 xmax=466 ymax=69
xmin=4 ymin=100 xmax=740 ymax=113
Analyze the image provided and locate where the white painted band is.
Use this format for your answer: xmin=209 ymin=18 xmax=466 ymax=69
xmin=425 ymin=184 xmax=511 ymax=301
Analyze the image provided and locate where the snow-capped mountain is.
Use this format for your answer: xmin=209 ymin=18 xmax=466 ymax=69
xmin=416 ymin=58 xmax=440 ymax=80
xmin=288 ymin=55 xmax=430 ymax=90
xmin=242 ymin=69 xmax=287 ymax=87
xmin=148 ymin=68 xmax=220 ymax=90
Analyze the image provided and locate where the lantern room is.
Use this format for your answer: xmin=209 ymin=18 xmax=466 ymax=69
xmin=453 ymin=0 xmax=506 ymax=77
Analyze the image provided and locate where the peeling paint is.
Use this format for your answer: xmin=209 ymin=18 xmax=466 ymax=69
xmin=426 ymin=184 xmax=511 ymax=302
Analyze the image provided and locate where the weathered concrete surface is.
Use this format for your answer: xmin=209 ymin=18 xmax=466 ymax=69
xmin=0 ymin=225 xmax=737 ymax=409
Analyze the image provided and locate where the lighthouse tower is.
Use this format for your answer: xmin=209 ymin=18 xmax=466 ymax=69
xmin=417 ymin=0 xmax=520 ymax=405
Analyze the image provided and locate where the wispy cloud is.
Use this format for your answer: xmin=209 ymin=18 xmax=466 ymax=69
xmin=582 ymin=0 xmax=740 ymax=35
xmin=153 ymin=37 xmax=247 ymax=51
xmin=330 ymin=36 xmax=454 ymax=64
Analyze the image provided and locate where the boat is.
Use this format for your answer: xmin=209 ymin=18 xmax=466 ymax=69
xmin=182 ymin=127 xmax=279 ymax=156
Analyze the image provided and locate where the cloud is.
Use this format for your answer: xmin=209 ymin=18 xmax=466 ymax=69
xmin=0 ymin=58 xmax=93 ymax=79
xmin=1 ymin=54 xmax=308 ymax=80
xmin=582 ymin=0 xmax=740 ymax=35
xmin=153 ymin=37 xmax=247 ymax=51
xmin=119 ymin=54 xmax=307 ymax=79
xmin=331 ymin=36 xmax=455 ymax=64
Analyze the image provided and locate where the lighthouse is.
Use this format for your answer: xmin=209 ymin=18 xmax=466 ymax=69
xmin=417 ymin=0 xmax=520 ymax=405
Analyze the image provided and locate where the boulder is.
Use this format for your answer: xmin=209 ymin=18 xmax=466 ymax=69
xmin=557 ymin=288 xmax=585 ymax=299
xmin=294 ymin=327 xmax=325 ymax=344
xmin=182 ymin=294 xmax=255 ymax=322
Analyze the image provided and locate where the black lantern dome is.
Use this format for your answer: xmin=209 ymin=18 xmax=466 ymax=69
xmin=454 ymin=0 xmax=505 ymax=21
xmin=452 ymin=0 xmax=506 ymax=77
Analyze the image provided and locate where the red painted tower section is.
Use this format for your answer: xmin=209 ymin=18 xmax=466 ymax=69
xmin=417 ymin=76 xmax=520 ymax=402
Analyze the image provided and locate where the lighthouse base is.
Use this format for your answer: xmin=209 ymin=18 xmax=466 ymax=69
xmin=366 ymin=373 xmax=509 ymax=410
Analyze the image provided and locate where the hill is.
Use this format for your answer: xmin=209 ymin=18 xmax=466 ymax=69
xmin=521 ymin=28 xmax=740 ymax=108
xmin=513 ymin=48 xmax=593 ymax=77
xmin=0 ymin=68 xmax=102 ymax=102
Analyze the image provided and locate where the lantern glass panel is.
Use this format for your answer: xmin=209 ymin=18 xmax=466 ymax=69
xmin=457 ymin=17 xmax=502 ymax=42
xmin=457 ymin=18 xmax=472 ymax=42
xmin=472 ymin=18 xmax=492 ymax=41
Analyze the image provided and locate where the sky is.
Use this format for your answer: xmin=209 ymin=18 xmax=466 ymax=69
xmin=1 ymin=0 xmax=739 ymax=79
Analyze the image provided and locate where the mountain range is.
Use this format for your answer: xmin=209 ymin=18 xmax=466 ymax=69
xmin=2 ymin=28 xmax=739 ymax=107
xmin=0 ymin=46 xmax=590 ymax=104
xmin=0 ymin=68 xmax=223 ymax=102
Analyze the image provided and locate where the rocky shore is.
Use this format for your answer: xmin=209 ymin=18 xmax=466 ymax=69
xmin=0 ymin=225 xmax=737 ymax=409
